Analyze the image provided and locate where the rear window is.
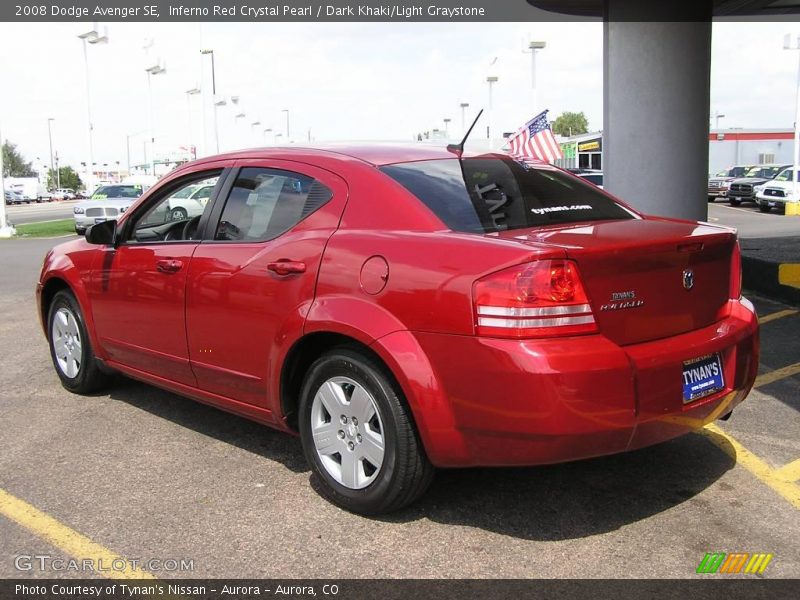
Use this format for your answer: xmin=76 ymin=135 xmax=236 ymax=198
xmin=381 ymin=158 xmax=634 ymax=233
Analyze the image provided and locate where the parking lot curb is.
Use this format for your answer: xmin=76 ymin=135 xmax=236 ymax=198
xmin=742 ymin=249 xmax=800 ymax=305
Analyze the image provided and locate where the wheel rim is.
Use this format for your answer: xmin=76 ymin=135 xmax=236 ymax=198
xmin=310 ymin=376 xmax=385 ymax=490
xmin=51 ymin=307 xmax=82 ymax=379
xmin=171 ymin=208 xmax=186 ymax=220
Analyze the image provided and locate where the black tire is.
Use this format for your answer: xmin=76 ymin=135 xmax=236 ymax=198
xmin=707 ymin=197 xmax=715 ymax=203
xmin=298 ymin=347 xmax=434 ymax=515
xmin=47 ymin=290 xmax=111 ymax=394
xmin=759 ymin=204 xmax=771 ymax=213
xmin=729 ymin=198 xmax=741 ymax=207
xmin=169 ymin=207 xmax=188 ymax=221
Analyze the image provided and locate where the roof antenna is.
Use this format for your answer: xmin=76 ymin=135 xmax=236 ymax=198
xmin=447 ymin=109 xmax=483 ymax=158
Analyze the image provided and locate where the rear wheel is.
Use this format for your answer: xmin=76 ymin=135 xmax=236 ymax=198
xmin=48 ymin=290 xmax=110 ymax=394
xmin=299 ymin=348 xmax=434 ymax=515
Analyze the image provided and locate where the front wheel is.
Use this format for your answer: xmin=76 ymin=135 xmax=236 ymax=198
xmin=729 ymin=198 xmax=741 ymax=207
xmin=759 ymin=204 xmax=771 ymax=213
xmin=299 ymin=348 xmax=434 ymax=515
xmin=48 ymin=290 xmax=110 ymax=394
xmin=169 ymin=207 xmax=188 ymax=221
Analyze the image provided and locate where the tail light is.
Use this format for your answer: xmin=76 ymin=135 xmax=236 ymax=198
xmin=730 ymin=240 xmax=742 ymax=299
xmin=473 ymin=259 xmax=598 ymax=338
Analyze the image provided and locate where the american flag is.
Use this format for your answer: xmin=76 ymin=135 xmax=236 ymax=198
xmin=507 ymin=110 xmax=563 ymax=163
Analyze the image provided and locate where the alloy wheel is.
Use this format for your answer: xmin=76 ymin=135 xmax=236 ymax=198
xmin=310 ymin=376 xmax=385 ymax=489
xmin=51 ymin=307 xmax=82 ymax=379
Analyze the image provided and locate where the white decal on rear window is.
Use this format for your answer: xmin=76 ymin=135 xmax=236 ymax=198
xmin=531 ymin=205 xmax=592 ymax=215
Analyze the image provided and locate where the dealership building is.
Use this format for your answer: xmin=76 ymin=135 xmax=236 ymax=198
xmin=556 ymin=128 xmax=795 ymax=174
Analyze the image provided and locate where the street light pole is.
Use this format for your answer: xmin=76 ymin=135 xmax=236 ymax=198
xmin=0 ymin=122 xmax=13 ymax=237
xmin=78 ymin=27 xmax=108 ymax=194
xmin=443 ymin=118 xmax=451 ymax=137
xmin=282 ymin=109 xmax=290 ymax=141
xmin=459 ymin=102 xmax=469 ymax=135
xmin=711 ymin=110 xmax=725 ymax=129
xmin=263 ymin=128 xmax=272 ymax=144
xmin=785 ymin=33 xmax=800 ymax=201
xmin=201 ymin=49 xmax=221 ymax=153
xmin=186 ymin=87 xmax=201 ymax=160
xmin=47 ymin=118 xmax=55 ymax=188
xmin=486 ymin=76 xmax=498 ymax=149
xmin=524 ymin=41 xmax=546 ymax=111
xmin=145 ymin=59 xmax=167 ymax=177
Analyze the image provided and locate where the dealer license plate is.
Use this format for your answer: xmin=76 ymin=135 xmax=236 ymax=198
xmin=682 ymin=353 xmax=724 ymax=403
xmin=94 ymin=217 xmax=106 ymax=224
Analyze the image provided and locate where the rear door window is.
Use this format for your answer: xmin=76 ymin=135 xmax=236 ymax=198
xmin=213 ymin=167 xmax=333 ymax=242
xmin=381 ymin=157 xmax=634 ymax=233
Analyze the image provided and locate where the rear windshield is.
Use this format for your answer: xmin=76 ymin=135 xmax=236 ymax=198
xmin=381 ymin=157 xmax=634 ymax=233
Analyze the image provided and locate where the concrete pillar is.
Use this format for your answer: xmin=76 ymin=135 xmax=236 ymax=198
xmin=604 ymin=15 xmax=712 ymax=220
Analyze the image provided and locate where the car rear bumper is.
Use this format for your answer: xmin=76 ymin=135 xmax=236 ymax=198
xmin=390 ymin=298 xmax=758 ymax=468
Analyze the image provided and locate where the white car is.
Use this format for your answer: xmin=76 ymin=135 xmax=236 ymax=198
xmin=73 ymin=184 xmax=147 ymax=234
xmin=163 ymin=182 xmax=216 ymax=220
xmin=755 ymin=167 xmax=800 ymax=213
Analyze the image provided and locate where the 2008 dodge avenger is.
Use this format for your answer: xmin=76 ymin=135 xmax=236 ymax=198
xmin=37 ymin=145 xmax=758 ymax=514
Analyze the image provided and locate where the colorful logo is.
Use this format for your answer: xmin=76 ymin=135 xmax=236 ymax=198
xmin=697 ymin=552 xmax=773 ymax=574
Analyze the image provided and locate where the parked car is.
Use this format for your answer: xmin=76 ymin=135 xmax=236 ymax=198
xmin=72 ymin=184 xmax=147 ymax=234
xmin=51 ymin=188 xmax=77 ymax=201
xmin=727 ymin=164 xmax=790 ymax=206
xmin=163 ymin=181 xmax=217 ymax=220
xmin=4 ymin=189 xmax=25 ymax=205
xmin=708 ymin=165 xmax=754 ymax=202
xmin=37 ymin=146 xmax=758 ymax=514
xmin=755 ymin=167 xmax=800 ymax=213
xmin=575 ymin=170 xmax=603 ymax=188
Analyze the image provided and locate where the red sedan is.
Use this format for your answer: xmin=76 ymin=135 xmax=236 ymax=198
xmin=36 ymin=146 xmax=759 ymax=514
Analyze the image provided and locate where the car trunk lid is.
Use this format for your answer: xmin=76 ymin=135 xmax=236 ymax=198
xmin=490 ymin=219 xmax=735 ymax=346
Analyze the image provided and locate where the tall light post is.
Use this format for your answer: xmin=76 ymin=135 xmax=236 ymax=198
xmin=200 ymin=49 xmax=221 ymax=153
xmin=523 ymin=40 xmax=546 ymax=111
xmin=443 ymin=118 xmax=451 ymax=137
xmin=486 ymin=75 xmax=498 ymax=149
xmin=46 ymin=118 xmax=55 ymax=188
xmin=785 ymin=33 xmax=800 ymax=201
xmin=186 ymin=87 xmax=201 ymax=160
xmin=263 ymin=127 xmax=272 ymax=144
xmin=275 ymin=132 xmax=283 ymax=145
xmin=251 ymin=121 xmax=261 ymax=145
xmin=282 ymin=109 xmax=290 ymax=141
xmin=145 ymin=61 xmax=167 ymax=176
xmin=459 ymin=102 xmax=469 ymax=135
xmin=78 ymin=27 xmax=108 ymax=194
xmin=711 ymin=110 xmax=725 ymax=129
xmin=214 ymin=97 xmax=227 ymax=151
xmin=0 ymin=122 xmax=13 ymax=237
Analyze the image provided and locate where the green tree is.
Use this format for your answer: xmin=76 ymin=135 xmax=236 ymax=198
xmin=2 ymin=141 xmax=36 ymax=177
xmin=551 ymin=112 xmax=590 ymax=137
xmin=48 ymin=166 xmax=83 ymax=192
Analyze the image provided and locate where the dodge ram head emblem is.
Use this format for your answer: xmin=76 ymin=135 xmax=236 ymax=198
xmin=683 ymin=269 xmax=695 ymax=290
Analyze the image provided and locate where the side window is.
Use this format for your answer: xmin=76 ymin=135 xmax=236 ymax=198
xmin=128 ymin=173 xmax=221 ymax=241
xmin=214 ymin=167 xmax=333 ymax=242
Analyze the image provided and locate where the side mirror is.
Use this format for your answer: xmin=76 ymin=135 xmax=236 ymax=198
xmin=85 ymin=220 xmax=117 ymax=245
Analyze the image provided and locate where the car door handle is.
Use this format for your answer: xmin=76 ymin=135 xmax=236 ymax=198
xmin=156 ymin=259 xmax=183 ymax=274
xmin=267 ymin=260 xmax=306 ymax=276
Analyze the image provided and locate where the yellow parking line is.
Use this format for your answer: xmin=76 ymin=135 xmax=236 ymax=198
xmin=758 ymin=309 xmax=798 ymax=325
xmin=0 ymin=488 xmax=155 ymax=579
xmin=754 ymin=362 xmax=800 ymax=388
xmin=775 ymin=459 xmax=800 ymax=483
xmin=701 ymin=424 xmax=800 ymax=510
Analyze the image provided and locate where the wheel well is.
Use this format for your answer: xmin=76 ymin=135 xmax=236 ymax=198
xmin=40 ymin=278 xmax=71 ymax=338
xmin=280 ymin=332 xmax=390 ymax=432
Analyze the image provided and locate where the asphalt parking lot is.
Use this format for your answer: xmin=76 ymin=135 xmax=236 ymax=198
xmin=0 ymin=234 xmax=798 ymax=579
